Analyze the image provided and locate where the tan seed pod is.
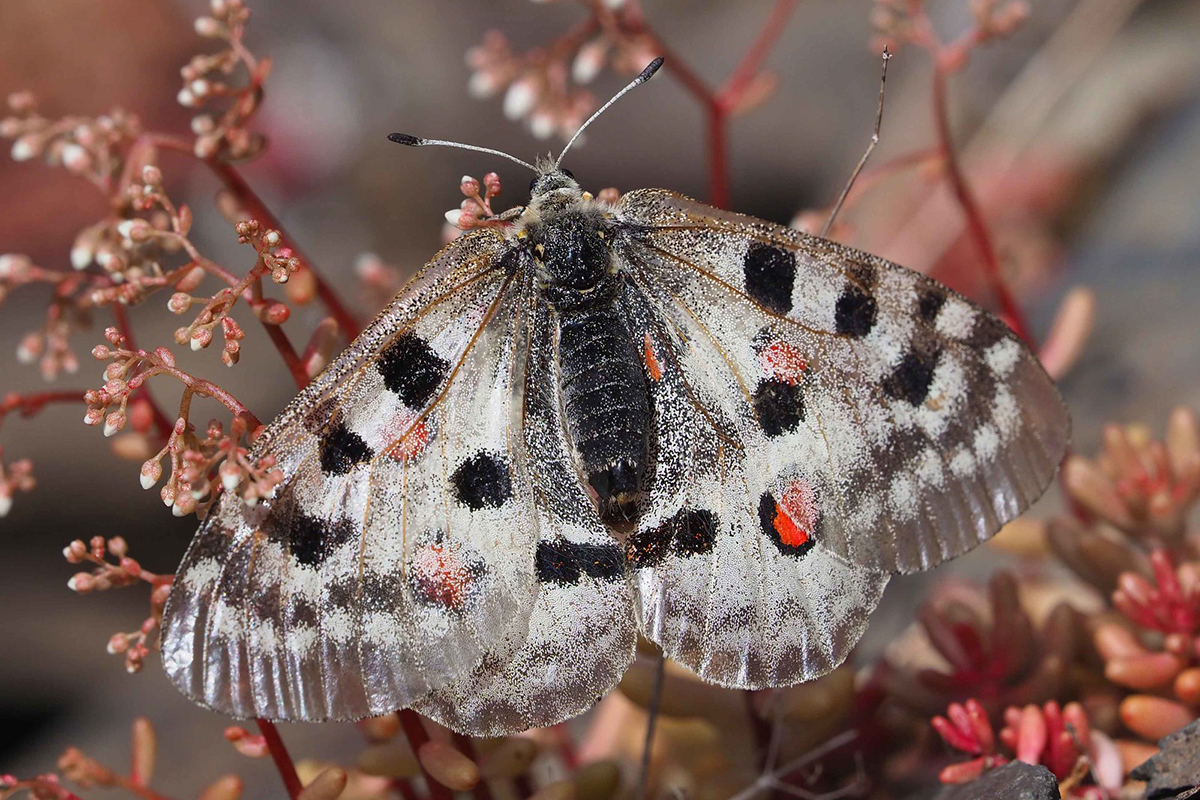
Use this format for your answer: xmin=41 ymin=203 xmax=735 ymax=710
xmin=572 ymin=761 xmax=620 ymax=800
xmin=478 ymin=737 xmax=537 ymax=779
xmin=298 ymin=767 xmax=347 ymax=800
xmin=528 ymin=780 xmax=575 ymax=800
xmin=417 ymin=740 xmax=479 ymax=791
xmin=197 ymin=774 xmax=243 ymax=800
xmin=356 ymin=741 xmax=419 ymax=779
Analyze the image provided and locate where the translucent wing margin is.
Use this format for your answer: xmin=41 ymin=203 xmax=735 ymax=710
xmin=161 ymin=230 xmax=543 ymax=721
xmin=412 ymin=295 xmax=636 ymax=735
xmin=617 ymin=189 xmax=1069 ymax=576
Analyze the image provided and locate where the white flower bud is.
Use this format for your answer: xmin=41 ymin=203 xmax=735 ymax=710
xmin=530 ymin=112 xmax=556 ymax=140
xmin=71 ymin=244 xmax=93 ymax=270
xmin=0 ymin=493 xmax=11 ymax=518
xmin=503 ymin=79 xmax=537 ymax=120
xmin=468 ymin=72 xmax=497 ymax=99
xmin=444 ymin=209 xmax=464 ymax=228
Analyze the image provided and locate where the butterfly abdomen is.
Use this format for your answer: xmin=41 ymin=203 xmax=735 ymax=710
xmin=556 ymin=306 xmax=650 ymax=525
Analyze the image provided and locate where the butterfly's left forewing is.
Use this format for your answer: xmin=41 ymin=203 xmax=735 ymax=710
xmin=162 ymin=230 xmax=544 ymax=721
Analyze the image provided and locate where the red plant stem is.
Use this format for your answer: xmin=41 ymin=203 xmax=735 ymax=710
xmin=204 ymin=159 xmax=362 ymax=340
xmin=263 ymin=323 xmax=308 ymax=389
xmin=255 ymin=719 xmax=303 ymax=800
xmin=397 ymin=709 xmax=454 ymax=800
xmin=0 ymin=389 xmax=88 ymax=426
xmin=166 ymin=366 xmax=262 ymax=430
xmin=620 ymin=0 xmax=800 ymax=209
xmin=930 ymin=65 xmax=1033 ymax=344
xmin=716 ymin=0 xmax=801 ymax=107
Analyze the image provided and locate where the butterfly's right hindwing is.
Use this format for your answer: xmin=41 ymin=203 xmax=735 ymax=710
xmin=161 ymin=230 xmax=543 ymax=721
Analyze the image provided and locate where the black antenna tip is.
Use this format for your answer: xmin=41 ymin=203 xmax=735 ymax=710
xmin=637 ymin=57 xmax=665 ymax=84
xmin=388 ymin=132 xmax=423 ymax=146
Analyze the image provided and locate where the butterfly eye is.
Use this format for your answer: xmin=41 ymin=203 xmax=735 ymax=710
xmin=528 ymin=176 xmax=539 ymax=192
xmin=561 ymin=169 xmax=575 ymax=181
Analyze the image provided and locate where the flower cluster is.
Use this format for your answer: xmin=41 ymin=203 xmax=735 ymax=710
xmin=182 ymin=0 xmax=271 ymax=161
xmin=467 ymin=0 xmax=657 ymax=142
xmin=445 ymin=172 xmax=506 ymax=232
xmin=1049 ymin=407 xmax=1200 ymax=594
xmin=63 ymin=536 xmax=172 ymax=674
xmin=871 ymin=0 xmax=1031 ymax=62
xmin=1 ymin=91 xmax=140 ymax=189
xmin=933 ymin=699 xmax=1121 ymax=798
xmin=881 ymin=571 xmax=1084 ymax=717
xmin=1093 ymin=550 xmax=1200 ymax=744
xmin=0 ymin=446 xmax=34 ymax=518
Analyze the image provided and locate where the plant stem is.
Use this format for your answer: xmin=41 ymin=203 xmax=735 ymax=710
xmin=255 ymin=719 xmax=303 ymax=800
xmin=0 ymin=390 xmax=88 ymax=426
xmin=396 ymin=709 xmax=454 ymax=800
xmin=928 ymin=56 xmax=1033 ymax=343
xmin=619 ymin=0 xmax=801 ymax=209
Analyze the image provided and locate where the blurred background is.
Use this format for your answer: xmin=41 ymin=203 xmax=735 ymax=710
xmin=1 ymin=0 xmax=1199 ymax=795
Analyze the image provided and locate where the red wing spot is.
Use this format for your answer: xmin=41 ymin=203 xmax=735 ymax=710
xmin=411 ymin=542 xmax=473 ymax=611
xmin=383 ymin=410 xmax=430 ymax=462
xmin=776 ymin=479 xmax=819 ymax=547
xmin=759 ymin=340 xmax=807 ymax=384
xmin=643 ymin=332 xmax=663 ymax=382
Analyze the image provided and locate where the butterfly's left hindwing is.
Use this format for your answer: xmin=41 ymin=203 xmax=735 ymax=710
xmin=412 ymin=298 xmax=637 ymax=735
xmin=162 ymin=230 xmax=544 ymax=721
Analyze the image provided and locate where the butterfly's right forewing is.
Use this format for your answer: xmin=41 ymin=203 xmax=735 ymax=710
xmin=162 ymin=229 xmax=543 ymax=722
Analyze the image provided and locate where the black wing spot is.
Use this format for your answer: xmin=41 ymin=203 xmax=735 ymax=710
xmin=626 ymin=507 xmax=718 ymax=567
xmin=319 ymin=418 xmax=374 ymax=475
xmin=844 ymin=260 xmax=877 ymax=288
xmin=534 ymin=540 xmax=623 ymax=585
xmin=753 ymin=379 xmax=805 ymax=437
xmin=743 ymin=242 xmax=796 ymax=315
xmin=917 ymin=287 xmax=947 ymax=323
xmin=289 ymin=512 xmax=356 ymax=568
xmin=883 ymin=343 xmax=942 ymax=406
xmin=576 ymin=543 xmax=624 ymax=580
xmin=535 ymin=540 xmax=581 ymax=585
xmin=378 ymin=331 xmax=450 ymax=408
xmin=834 ymin=285 xmax=877 ymax=338
xmin=966 ymin=314 xmax=1009 ymax=350
xmin=670 ymin=508 xmax=718 ymax=557
xmin=450 ymin=451 xmax=512 ymax=510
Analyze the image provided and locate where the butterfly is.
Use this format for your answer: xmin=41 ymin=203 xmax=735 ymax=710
xmin=160 ymin=59 xmax=1069 ymax=736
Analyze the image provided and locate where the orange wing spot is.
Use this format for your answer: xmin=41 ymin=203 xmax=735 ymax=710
xmin=772 ymin=504 xmax=809 ymax=548
xmin=643 ymin=332 xmax=663 ymax=382
xmin=384 ymin=411 xmax=430 ymax=462
xmin=759 ymin=340 xmax=807 ymax=384
xmin=411 ymin=542 xmax=473 ymax=611
xmin=776 ymin=479 xmax=819 ymax=547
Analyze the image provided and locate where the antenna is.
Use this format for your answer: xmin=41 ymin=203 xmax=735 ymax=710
xmin=387 ymin=132 xmax=537 ymax=173
xmin=556 ymin=57 xmax=664 ymax=167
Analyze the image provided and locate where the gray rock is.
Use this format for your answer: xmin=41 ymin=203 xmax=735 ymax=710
xmin=932 ymin=762 xmax=1061 ymax=800
xmin=1131 ymin=719 xmax=1200 ymax=800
